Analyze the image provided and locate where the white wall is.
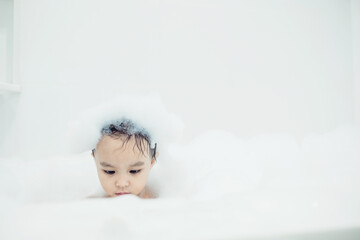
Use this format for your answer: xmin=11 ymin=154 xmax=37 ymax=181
xmin=352 ymin=0 xmax=360 ymax=124
xmin=0 ymin=0 xmax=358 ymax=159
xmin=0 ymin=0 xmax=13 ymax=84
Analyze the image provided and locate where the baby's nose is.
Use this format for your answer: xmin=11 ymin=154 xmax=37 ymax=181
xmin=115 ymin=175 xmax=130 ymax=188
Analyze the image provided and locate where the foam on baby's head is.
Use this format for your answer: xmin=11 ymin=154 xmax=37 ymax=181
xmin=101 ymin=118 xmax=152 ymax=144
xmin=63 ymin=94 xmax=184 ymax=159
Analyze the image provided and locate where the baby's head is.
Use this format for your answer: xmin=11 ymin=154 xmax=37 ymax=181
xmin=91 ymin=118 xmax=158 ymax=198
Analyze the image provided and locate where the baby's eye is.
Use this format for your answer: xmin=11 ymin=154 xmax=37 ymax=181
xmin=129 ymin=170 xmax=141 ymax=174
xmin=103 ymin=170 xmax=115 ymax=175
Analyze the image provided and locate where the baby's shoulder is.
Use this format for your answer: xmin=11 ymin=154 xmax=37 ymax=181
xmin=142 ymin=186 xmax=158 ymax=199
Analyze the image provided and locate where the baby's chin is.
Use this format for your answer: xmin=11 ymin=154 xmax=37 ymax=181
xmin=104 ymin=187 xmax=149 ymax=198
xmin=106 ymin=191 xmax=156 ymax=199
xmin=105 ymin=191 xmax=141 ymax=198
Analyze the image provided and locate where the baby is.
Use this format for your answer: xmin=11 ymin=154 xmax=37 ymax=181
xmin=91 ymin=118 xmax=158 ymax=199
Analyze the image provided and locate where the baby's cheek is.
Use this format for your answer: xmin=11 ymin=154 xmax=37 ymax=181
xmin=132 ymin=175 xmax=145 ymax=192
xmin=99 ymin=175 xmax=113 ymax=192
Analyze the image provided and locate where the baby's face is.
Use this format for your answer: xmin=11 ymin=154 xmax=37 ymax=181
xmin=92 ymin=135 xmax=155 ymax=198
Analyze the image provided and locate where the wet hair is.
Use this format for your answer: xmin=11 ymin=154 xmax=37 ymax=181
xmin=92 ymin=118 xmax=157 ymax=160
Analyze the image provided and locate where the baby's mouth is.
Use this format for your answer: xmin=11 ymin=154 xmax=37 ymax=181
xmin=115 ymin=192 xmax=130 ymax=196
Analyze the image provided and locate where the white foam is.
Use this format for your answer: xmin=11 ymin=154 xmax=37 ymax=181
xmin=62 ymin=93 xmax=184 ymax=160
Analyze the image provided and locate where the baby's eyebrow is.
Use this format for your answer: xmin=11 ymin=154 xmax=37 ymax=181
xmin=100 ymin=161 xmax=144 ymax=168
xmin=100 ymin=162 xmax=115 ymax=168
xmin=129 ymin=161 xmax=144 ymax=167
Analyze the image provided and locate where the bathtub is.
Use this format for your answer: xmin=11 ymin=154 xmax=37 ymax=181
xmin=0 ymin=125 xmax=359 ymax=240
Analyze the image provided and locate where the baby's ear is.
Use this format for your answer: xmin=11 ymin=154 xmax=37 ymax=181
xmin=151 ymin=152 xmax=158 ymax=166
xmin=91 ymin=149 xmax=95 ymax=158
xmin=151 ymin=157 xmax=156 ymax=167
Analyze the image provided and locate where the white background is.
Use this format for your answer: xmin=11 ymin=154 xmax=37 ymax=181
xmin=0 ymin=0 xmax=359 ymax=159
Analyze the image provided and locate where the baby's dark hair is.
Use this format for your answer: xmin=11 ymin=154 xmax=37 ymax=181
xmin=93 ymin=118 xmax=157 ymax=160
